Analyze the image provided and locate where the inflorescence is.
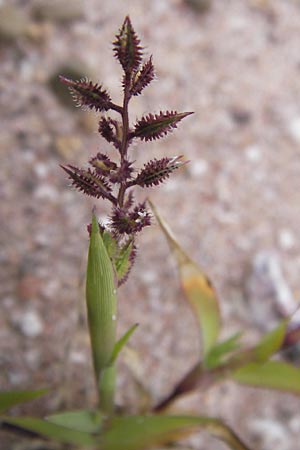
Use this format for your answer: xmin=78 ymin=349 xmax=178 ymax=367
xmin=60 ymin=16 xmax=193 ymax=284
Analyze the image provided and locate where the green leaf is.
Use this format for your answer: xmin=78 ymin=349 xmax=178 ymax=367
xmin=149 ymin=201 xmax=221 ymax=356
xmin=233 ymin=361 xmax=300 ymax=393
xmin=100 ymin=415 xmax=251 ymax=450
xmin=225 ymin=320 xmax=289 ymax=371
xmin=1 ymin=416 xmax=97 ymax=446
xmin=110 ymin=323 xmax=139 ymax=365
xmin=86 ymin=214 xmax=117 ymax=380
xmin=205 ymin=333 xmax=242 ymax=369
xmin=254 ymin=320 xmax=288 ymax=362
xmin=46 ymin=409 xmax=103 ymax=433
xmin=0 ymin=389 xmax=48 ymax=413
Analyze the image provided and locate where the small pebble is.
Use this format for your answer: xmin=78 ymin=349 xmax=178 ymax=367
xmin=190 ymin=158 xmax=209 ymax=176
xmin=230 ymin=107 xmax=252 ymax=126
xmin=278 ymin=229 xmax=295 ymax=251
xmin=245 ymin=145 xmax=262 ymax=162
xmin=249 ymin=418 xmax=289 ymax=450
xmin=184 ymin=0 xmax=212 ymax=14
xmin=16 ymin=310 xmax=44 ymax=337
xmin=32 ymin=0 xmax=84 ymax=23
xmin=54 ymin=135 xmax=82 ymax=159
xmin=33 ymin=162 xmax=49 ymax=179
xmin=25 ymin=349 xmax=41 ymax=370
xmin=17 ymin=274 xmax=41 ymax=300
xmin=288 ymin=117 xmax=300 ymax=143
xmin=0 ymin=5 xmax=30 ymax=41
xmin=69 ymin=350 xmax=86 ymax=364
xmin=34 ymin=183 xmax=58 ymax=201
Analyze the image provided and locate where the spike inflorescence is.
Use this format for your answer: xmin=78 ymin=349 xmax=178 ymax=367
xmin=60 ymin=16 xmax=193 ymax=284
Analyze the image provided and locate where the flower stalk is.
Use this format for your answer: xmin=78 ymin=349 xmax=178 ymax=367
xmin=61 ymin=15 xmax=193 ymax=413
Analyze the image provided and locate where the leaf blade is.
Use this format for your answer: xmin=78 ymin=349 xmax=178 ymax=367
xmin=205 ymin=332 xmax=242 ymax=369
xmin=254 ymin=320 xmax=288 ymax=362
xmin=46 ymin=409 xmax=103 ymax=433
xmin=110 ymin=323 xmax=139 ymax=365
xmin=150 ymin=201 xmax=221 ymax=356
xmin=233 ymin=361 xmax=300 ymax=393
xmin=101 ymin=414 xmax=251 ymax=450
xmin=1 ymin=416 xmax=96 ymax=446
xmin=0 ymin=389 xmax=48 ymax=413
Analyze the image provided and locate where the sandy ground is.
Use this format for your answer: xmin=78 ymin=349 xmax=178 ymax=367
xmin=1 ymin=0 xmax=300 ymax=449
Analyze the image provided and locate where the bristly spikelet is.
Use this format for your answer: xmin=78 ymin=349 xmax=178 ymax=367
xmin=133 ymin=111 xmax=193 ymax=142
xmin=109 ymin=160 xmax=134 ymax=184
xmin=110 ymin=202 xmax=151 ymax=235
xmin=98 ymin=117 xmax=121 ymax=150
xmin=113 ymin=16 xmax=143 ymax=74
xmin=130 ymin=57 xmax=155 ymax=96
xmin=60 ymin=164 xmax=116 ymax=203
xmin=59 ymin=76 xmax=111 ymax=112
xmin=89 ymin=153 xmax=117 ymax=176
xmin=117 ymin=240 xmax=137 ymax=286
xmin=132 ymin=156 xmax=187 ymax=188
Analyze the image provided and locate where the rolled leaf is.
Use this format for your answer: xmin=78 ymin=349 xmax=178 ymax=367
xmin=100 ymin=414 xmax=252 ymax=450
xmin=150 ymin=201 xmax=221 ymax=356
xmin=0 ymin=389 xmax=47 ymax=413
xmin=233 ymin=361 xmax=300 ymax=393
xmin=133 ymin=111 xmax=193 ymax=142
xmin=86 ymin=214 xmax=117 ymax=381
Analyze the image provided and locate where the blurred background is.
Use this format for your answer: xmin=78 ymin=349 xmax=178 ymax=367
xmin=1 ymin=0 xmax=300 ymax=448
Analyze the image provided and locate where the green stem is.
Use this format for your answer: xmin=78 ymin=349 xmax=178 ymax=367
xmin=99 ymin=366 xmax=116 ymax=415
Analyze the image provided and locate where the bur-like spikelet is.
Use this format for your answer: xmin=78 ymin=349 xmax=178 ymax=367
xmin=123 ymin=191 xmax=135 ymax=209
xmin=98 ymin=117 xmax=121 ymax=150
xmin=89 ymin=153 xmax=117 ymax=176
xmin=111 ymin=202 xmax=151 ymax=235
xmin=113 ymin=16 xmax=143 ymax=74
xmin=133 ymin=111 xmax=193 ymax=142
xmin=130 ymin=57 xmax=155 ymax=96
xmin=60 ymin=164 xmax=115 ymax=202
xmin=117 ymin=240 xmax=137 ymax=286
xmin=109 ymin=160 xmax=134 ymax=183
xmin=133 ymin=156 xmax=187 ymax=187
xmin=59 ymin=76 xmax=111 ymax=112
